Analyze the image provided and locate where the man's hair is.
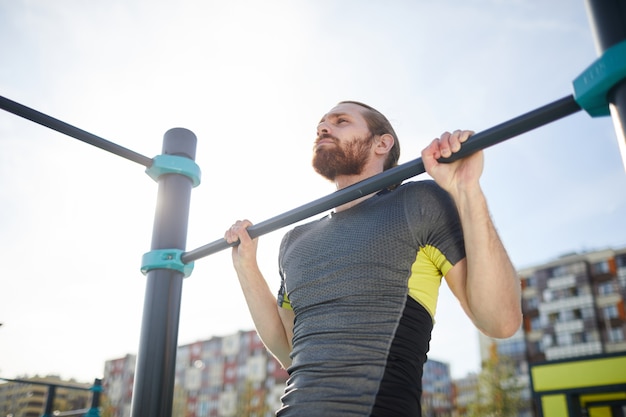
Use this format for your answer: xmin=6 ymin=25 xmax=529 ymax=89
xmin=338 ymin=101 xmax=400 ymax=170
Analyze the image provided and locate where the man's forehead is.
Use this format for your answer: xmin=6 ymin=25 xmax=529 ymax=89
xmin=321 ymin=102 xmax=364 ymax=121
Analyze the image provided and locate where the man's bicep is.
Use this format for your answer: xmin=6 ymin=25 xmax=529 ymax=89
xmin=443 ymin=258 xmax=475 ymax=321
xmin=278 ymin=306 xmax=295 ymax=349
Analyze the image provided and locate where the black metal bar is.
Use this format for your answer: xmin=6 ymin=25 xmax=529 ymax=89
xmin=0 ymin=376 xmax=93 ymax=391
xmin=0 ymin=95 xmax=153 ymax=167
xmin=585 ymin=0 xmax=626 ymax=170
xmin=84 ymin=378 xmax=102 ymax=417
xmin=42 ymin=385 xmax=56 ymax=417
xmin=91 ymin=379 xmax=101 ymax=409
xmin=131 ymin=128 xmax=196 ymax=417
xmin=182 ymin=94 xmax=581 ymax=263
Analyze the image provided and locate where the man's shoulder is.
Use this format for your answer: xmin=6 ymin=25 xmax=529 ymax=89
xmin=280 ymin=213 xmax=327 ymax=246
xmin=400 ymin=179 xmax=437 ymax=190
xmin=393 ymin=180 xmax=455 ymax=211
xmin=395 ymin=179 xmax=443 ymax=197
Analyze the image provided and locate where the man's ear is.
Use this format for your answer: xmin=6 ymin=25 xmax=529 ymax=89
xmin=375 ymin=133 xmax=395 ymax=155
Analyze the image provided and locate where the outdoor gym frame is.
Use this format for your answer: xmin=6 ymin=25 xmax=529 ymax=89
xmin=0 ymin=1 xmax=625 ymax=417
xmin=0 ymin=377 xmax=102 ymax=417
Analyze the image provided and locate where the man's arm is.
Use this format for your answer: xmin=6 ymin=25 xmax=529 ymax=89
xmin=422 ymin=130 xmax=522 ymax=338
xmin=225 ymin=220 xmax=294 ymax=368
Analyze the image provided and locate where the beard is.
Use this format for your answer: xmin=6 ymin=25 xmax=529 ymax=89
xmin=312 ymin=132 xmax=375 ymax=181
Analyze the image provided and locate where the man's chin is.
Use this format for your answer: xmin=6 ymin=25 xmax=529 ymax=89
xmin=312 ymin=165 xmax=336 ymax=182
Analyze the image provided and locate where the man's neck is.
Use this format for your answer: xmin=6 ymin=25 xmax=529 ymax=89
xmin=333 ymin=167 xmax=382 ymax=213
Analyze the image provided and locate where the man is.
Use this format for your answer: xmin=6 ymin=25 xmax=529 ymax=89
xmin=224 ymin=101 xmax=522 ymax=416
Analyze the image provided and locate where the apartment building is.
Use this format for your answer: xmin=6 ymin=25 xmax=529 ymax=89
xmin=451 ymin=373 xmax=478 ymax=417
xmin=173 ymin=330 xmax=288 ymax=416
xmin=103 ymin=330 xmax=288 ymax=417
xmin=421 ymin=358 xmax=453 ymax=416
xmin=477 ymin=246 xmax=626 ymax=416
xmin=103 ymin=354 xmax=136 ymax=417
xmin=520 ymin=247 xmax=626 ymax=363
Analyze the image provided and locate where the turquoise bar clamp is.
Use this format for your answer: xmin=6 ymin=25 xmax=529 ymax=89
xmin=573 ymin=40 xmax=626 ymax=118
xmin=141 ymin=249 xmax=194 ymax=278
xmin=145 ymin=154 xmax=202 ymax=187
xmin=142 ymin=153 xmax=200 ymax=278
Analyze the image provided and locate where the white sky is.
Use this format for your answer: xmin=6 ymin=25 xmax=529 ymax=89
xmin=1 ymin=0 xmax=625 ymax=383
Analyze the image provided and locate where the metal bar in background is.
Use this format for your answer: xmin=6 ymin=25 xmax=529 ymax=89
xmin=0 ymin=95 xmax=153 ymax=167
xmin=0 ymin=376 xmax=93 ymax=391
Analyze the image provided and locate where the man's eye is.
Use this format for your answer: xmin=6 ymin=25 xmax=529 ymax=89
xmin=337 ymin=118 xmax=347 ymax=124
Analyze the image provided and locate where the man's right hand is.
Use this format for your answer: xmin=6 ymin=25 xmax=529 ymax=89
xmin=224 ymin=219 xmax=259 ymax=272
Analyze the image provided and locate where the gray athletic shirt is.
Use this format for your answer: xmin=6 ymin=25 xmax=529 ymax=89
xmin=276 ymin=180 xmax=465 ymax=416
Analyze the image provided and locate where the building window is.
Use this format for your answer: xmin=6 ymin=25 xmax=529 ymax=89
xmin=531 ymin=316 xmax=542 ymax=331
xmin=598 ymin=281 xmax=615 ymax=296
xmin=578 ymin=284 xmax=592 ymax=296
xmin=542 ymin=334 xmax=553 ymax=348
xmin=548 ymin=312 xmax=559 ymax=324
xmin=556 ymin=332 xmax=573 ymax=346
xmin=587 ymin=330 xmax=599 ymax=342
xmin=552 ymin=265 xmax=568 ymax=277
xmin=532 ymin=341 xmax=542 ymax=353
xmin=572 ymin=332 xmax=586 ymax=344
xmin=543 ymin=289 xmax=553 ymax=302
xmin=526 ymin=297 xmax=539 ymax=310
xmin=608 ymin=327 xmax=625 ymax=342
xmin=603 ymin=305 xmax=619 ymax=320
xmin=582 ymin=307 xmax=595 ymax=319
xmin=498 ymin=339 xmax=526 ymax=356
xmin=561 ymin=310 xmax=571 ymax=321
xmin=592 ymin=260 xmax=610 ymax=275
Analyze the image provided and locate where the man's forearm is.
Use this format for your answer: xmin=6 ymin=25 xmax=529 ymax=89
xmin=454 ymin=186 xmax=522 ymax=338
xmin=236 ymin=267 xmax=293 ymax=368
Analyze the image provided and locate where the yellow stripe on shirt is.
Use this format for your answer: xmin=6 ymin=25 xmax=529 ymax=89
xmin=408 ymin=245 xmax=454 ymax=319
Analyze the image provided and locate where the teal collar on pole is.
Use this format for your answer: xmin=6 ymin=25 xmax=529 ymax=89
xmin=573 ymin=40 xmax=626 ymax=117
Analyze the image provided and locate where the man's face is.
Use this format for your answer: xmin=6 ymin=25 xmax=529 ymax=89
xmin=313 ymin=103 xmax=375 ymax=181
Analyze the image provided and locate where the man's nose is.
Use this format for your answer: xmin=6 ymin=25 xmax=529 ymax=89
xmin=317 ymin=122 xmax=330 ymax=136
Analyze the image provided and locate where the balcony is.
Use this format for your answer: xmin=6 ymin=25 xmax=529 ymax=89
xmin=539 ymin=294 xmax=594 ymax=315
xmin=554 ymin=319 xmax=584 ymax=333
xmin=595 ymin=293 xmax=622 ymax=308
xmin=545 ymin=341 xmax=602 ymax=360
xmin=522 ymin=286 xmax=538 ymax=298
xmin=547 ymin=274 xmax=576 ymax=290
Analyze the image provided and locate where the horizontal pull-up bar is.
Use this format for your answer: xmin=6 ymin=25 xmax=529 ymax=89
xmin=181 ymin=94 xmax=582 ymax=264
xmin=0 ymin=95 xmax=153 ymax=167
xmin=0 ymin=376 xmax=96 ymax=391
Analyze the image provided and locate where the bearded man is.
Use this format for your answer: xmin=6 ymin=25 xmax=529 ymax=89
xmin=225 ymin=101 xmax=521 ymax=416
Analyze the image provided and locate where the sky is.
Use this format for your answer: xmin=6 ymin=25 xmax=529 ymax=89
xmin=1 ymin=0 xmax=625 ymax=384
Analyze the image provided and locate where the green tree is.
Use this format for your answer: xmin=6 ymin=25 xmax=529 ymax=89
xmin=467 ymin=343 xmax=525 ymax=417
xmin=98 ymin=394 xmax=116 ymax=417
xmin=235 ymin=381 xmax=269 ymax=417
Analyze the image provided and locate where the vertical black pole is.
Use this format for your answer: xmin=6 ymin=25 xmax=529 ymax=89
xmin=131 ymin=128 xmax=197 ymax=417
xmin=42 ymin=385 xmax=56 ymax=417
xmin=91 ymin=379 xmax=102 ymax=409
xmin=84 ymin=378 xmax=102 ymax=417
xmin=585 ymin=0 xmax=626 ymax=170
